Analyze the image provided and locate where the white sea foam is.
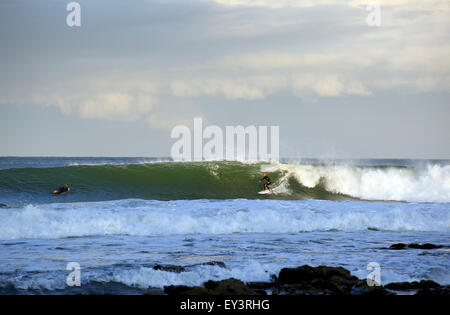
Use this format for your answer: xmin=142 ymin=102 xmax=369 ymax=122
xmin=112 ymin=260 xmax=277 ymax=289
xmin=67 ymin=158 xmax=172 ymax=167
xmin=0 ymin=199 xmax=448 ymax=240
xmin=274 ymin=163 xmax=450 ymax=203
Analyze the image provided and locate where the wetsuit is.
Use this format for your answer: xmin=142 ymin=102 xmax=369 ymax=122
xmin=57 ymin=186 xmax=69 ymax=194
xmin=262 ymin=175 xmax=271 ymax=190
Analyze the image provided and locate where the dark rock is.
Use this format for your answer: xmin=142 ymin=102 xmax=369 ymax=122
xmin=388 ymin=243 xmax=443 ymax=250
xmin=415 ymin=285 xmax=450 ymax=295
xmin=187 ymin=286 xmax=210 ymax=295
xmin=278 ymin=265 xmax=355 ymax=284
xmin=204 ymin=278 xmax=256 ymax=295
xmin=165 ymin=278 xmax=262 ymax=295
xmin=160 ymin=265 xmax=448 ymax=296
xmin=153 ymin=265 xmax=186 ymax=273
xmin=354 ymin=287 xmax=393 ymax=296
xmin=164 ymin=285 xmax=189 ymax=295
xmin=385 ymin=280 xmax=441 ymax=291
xmin=276 ymin=265 xmax=359 ymax=295
xmin=408 ymin=243 xmax=442 ymax=250
xmin=65 ymin=280 xmax=145 ymax=295
xmin=351 ymin=280 xmax=393 ymax=295
xmin=154 ymin=262 xmax=226 ymax=274
xmin=245 ymin=281 xmax=273 ymax=295
xmin=143 ymin=288 xmax=165 ymax=295
xmin=164 ymin=285 xmax=206 ymax=295
xmin=194 ymin=261 xmax=227 ymax=269
xmin=272 ymin=284 xmax=332 ymax=295
xmin=0 ymin=203 xmax=7 ymax=208
xmin=389 ymin=243 xmax=407 ymax=250
xmin=247 ymin=281 xmax=275 ymax=290
xmin=0 ymin=283 xmax=19 ymax=294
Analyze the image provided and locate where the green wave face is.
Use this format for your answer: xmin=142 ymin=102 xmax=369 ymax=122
xmin=0 ymin=161 xmax=286 ymax=202
xmin=0 ymin=161 xmax=352 ymax=203
xmin=1 ymin=161 xmax=448 ymax=203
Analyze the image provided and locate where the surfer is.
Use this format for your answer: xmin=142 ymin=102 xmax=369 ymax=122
xmin=260 ymin=173 xmax=272 ymax=191
xmin=53 ymin=184 xmax=69 ymax=195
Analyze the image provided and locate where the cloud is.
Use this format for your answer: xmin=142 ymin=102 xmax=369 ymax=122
xmin=170 ymin=79 xmax=266 ymax=100
xmin=147 ymin=114 xmax=197 ymax=130
xmin=206 ymin=0 xmax=340 ymax=9
xmin=212 ymin=52 xmax=374 ymax=72
xmin=292 ymin=74 xmax=371 ymax=98
xmin=0 ymin=78 xmax=159 ymax=123
xmin=207 ymin=0 xmax=448 ymax=10
xmin=78 ymin=92 xmax=156 ymax=121
xmin=0 ymin=0 xmax=448 ymax=130
xmin=170 ymin=73 xmax=370 ymax=100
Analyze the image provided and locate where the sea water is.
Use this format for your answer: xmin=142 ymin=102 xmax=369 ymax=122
xmin=0 ymin=157 xmax=448 ymax=294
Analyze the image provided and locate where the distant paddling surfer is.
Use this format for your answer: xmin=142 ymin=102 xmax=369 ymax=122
xmin=53 ymin=184 xmax=70 ymax=195
xmin=260 ymin=173 xmax=272 ymax=191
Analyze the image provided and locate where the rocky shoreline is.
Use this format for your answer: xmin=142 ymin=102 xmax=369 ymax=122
xmin=159 ymin=264 xmax=449 ymax=296
xmin=2 ymin=263 xmax=448 ymax=295
xmin=1 ymin=242 xmax=447 ymax=295
xmin=147 ymin=242 xmax=449 ymax=296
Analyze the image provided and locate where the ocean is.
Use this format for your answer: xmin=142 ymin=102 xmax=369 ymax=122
xmin=0 ymin=157 xmax=449 ymax=294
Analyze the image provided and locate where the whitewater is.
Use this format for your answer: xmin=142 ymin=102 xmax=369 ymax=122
xmin=1 ymin=199 xmax=448 ymax=240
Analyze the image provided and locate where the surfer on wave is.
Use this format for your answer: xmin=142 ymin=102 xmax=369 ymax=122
xmin=260 ymin=173 xmax=272 ymax=192
xmin=53 ymin=184 xmax=70 ymax=195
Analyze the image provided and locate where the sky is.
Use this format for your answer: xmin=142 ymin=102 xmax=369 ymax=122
xmin=0 ymin=0 xmax=449 ymax=158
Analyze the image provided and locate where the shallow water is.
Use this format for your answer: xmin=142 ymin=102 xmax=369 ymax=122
xmin=0 ymin=230 xmax=449 ymax=293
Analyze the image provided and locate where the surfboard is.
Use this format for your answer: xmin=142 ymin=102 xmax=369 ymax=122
xmin=53 ymin=188 xmax=70 ymax=195
xmin=258 ymin=189 xmax=271 ymax=195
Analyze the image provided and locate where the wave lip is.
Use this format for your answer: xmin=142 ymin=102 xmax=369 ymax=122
xmin=279 ymin=163 xmax=450 ymax=203
xmin=0 ymin=199 xmax=448 ymax=240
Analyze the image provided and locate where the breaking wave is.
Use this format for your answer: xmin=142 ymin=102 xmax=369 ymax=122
xmin=0 ymin=161 xmax=449 ymax=203
xmin=0 ymin=199 xmax=448 ymax=240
